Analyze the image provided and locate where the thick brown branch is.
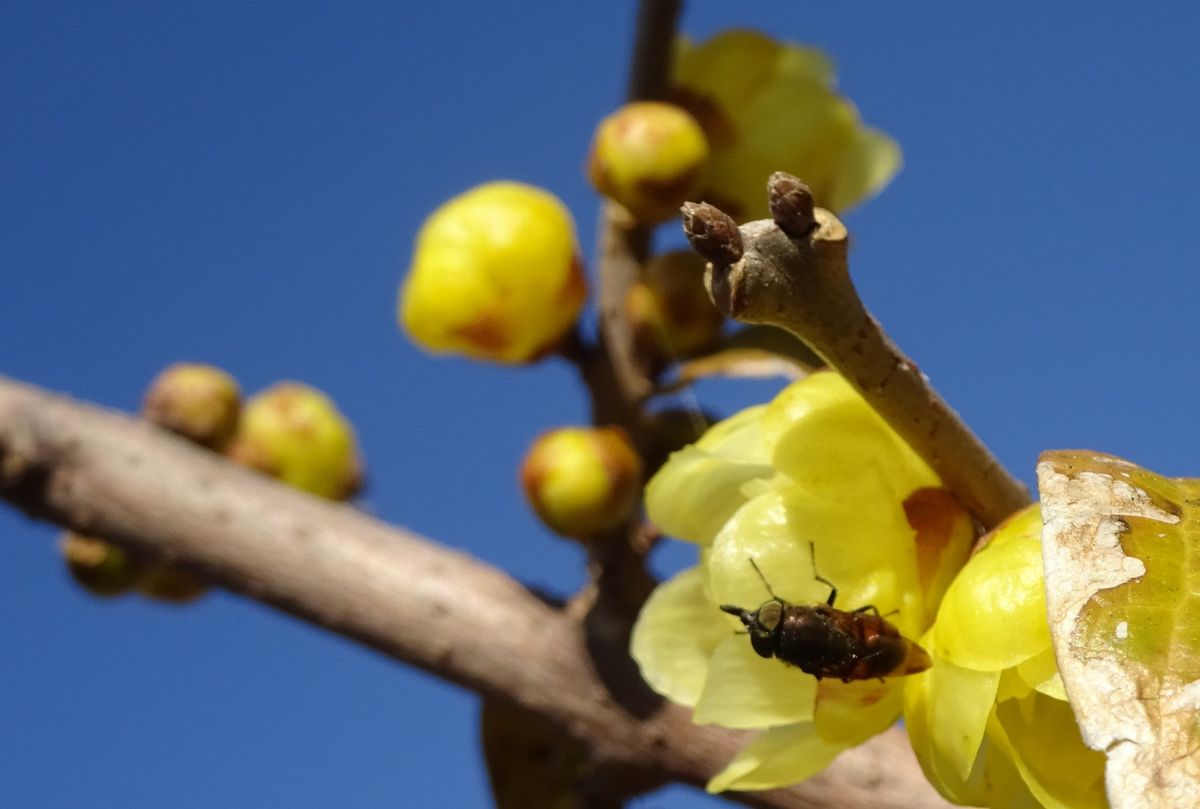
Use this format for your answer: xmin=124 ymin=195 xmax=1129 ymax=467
xmin=0 ymin=376 xmax=951 ymax=809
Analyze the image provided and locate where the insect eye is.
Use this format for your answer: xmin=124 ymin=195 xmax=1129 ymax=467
xmin=756 ymin=601 xmax=782 ymax=630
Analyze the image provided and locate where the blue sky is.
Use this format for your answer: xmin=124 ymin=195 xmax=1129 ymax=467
xmin=4 ymin=3 xmax=1200 ymax=807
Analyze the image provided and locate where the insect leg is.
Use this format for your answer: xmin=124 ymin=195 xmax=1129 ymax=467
xmin=853 ymin=604 xmax=881 ymax=616
xmin=808 ymin=542 xmax=837 ymax=606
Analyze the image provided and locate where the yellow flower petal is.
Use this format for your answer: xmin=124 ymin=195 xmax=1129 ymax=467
xmin=706 ymin=722 xmax=842 ymax=793
xmin=1015 ymin=646 xmax=1068 ymax=701
xmin=826 ymin=125 xmax=902 ymax=213
xmin=708 ymin=486 xmax=923 ymax=637
xmin=762 ymin=373 xmax=938 ymax=504
xmin=814 ymin=678 xmax=903 ymax=746
xmin=673 ymin=31 xmax=898 ymax=218
xmin=645 ymin=404 xmax=775 ymax=544
xmin=934 ymin=506 xmax=1051 ymax=671
xmin=674 ymin=31 xmax=834 ymax=122
xmin=991 ymin=693 xmax=1108 ymax=809
xmin=692 ymin=636 xmax=817 ymax=729
xmin=904 ymin=647 xmax=1001 ymax=787
xmin=630 ymin=566 xmax=727 ymax=707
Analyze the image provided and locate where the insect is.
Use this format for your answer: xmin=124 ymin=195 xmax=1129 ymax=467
xmin=719 ymin=548 xmax=931 ymax=682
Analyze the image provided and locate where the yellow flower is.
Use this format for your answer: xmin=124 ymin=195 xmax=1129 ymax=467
xmin=227 ymin=382 xmax=363 ymax=501
xmin=399 ymin=181 xmax=587 ymax=364
xmin=904 ymin=504 xmax=1109 ymax=808
xmin=672 ymin=30 xmax=900 ymax=220
xmin=587 ymin=101 xmax=710 ymax=225
xmin=631 ymin=372 xmax=973 ymax=792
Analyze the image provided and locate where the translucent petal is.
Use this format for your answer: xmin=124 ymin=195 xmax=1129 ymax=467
xmin=991 ymin=694 xmax=1108 ymax=809
xmin=708 ymin=486 xmax=923 ymax=637
xmin=630 ymin=566 xmax=727 ymax=707
xmin=903 ymin=645 xmax=1001 ymax=786
xmin=934 ymin=517 xmax=1051 ymax=671
xmin=674 ymin=31 xmax=833 ymax=119
xmin=762 ymin=373 xmax=938 ymax=504
xmin=826 ymin=125 xmax=902 ymax=213
xmin=692 ymin=636 xmax=817 ymax=729
xmin=705 ymin=723 xmax=842 ymax=793
xmin=813 ymin=678 xmax=903 ymax=746
xmin=1015 ymin=645 xmax=1068 ymax=701
xmin=904 ymin=486 xmax=975 ymax=624
xmin=644 ymin=405 xmax=775 ymax=545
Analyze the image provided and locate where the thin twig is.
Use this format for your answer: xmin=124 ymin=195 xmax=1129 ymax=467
xmin=683 ymin=179 xmax=1031 ymax=529
xmin=0 ymin=376 xmax=953 ymax=809
xmin=595 ymin=0 xmax=682 ymax=410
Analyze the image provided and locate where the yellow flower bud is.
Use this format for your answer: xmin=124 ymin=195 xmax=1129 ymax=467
xmin=399 ymin=182 xmax=587 ymax=364
xmin=673 ymin=30 xmax=900 ymax=219
xmin=904 ymin=504 xmax=1108 ymax=808
xmin=60 ymin=532 xmax=141 ymax=598
xmin=627 ymin=250 xmax=724 ymax=367
xmin=143 ymin=363 xmax=241 ymax=450
xmin=520 ymin=426 xmax=643 ymax=538
xmin=587 ymin=101 xmax=709 ymax=224
xmin=227 ymin=382 xmax=363 ymax=500
xmin=632 ymin=372 xmax=974 ymax=792
xmin=136 ymin=563 xmax=210 ymax=604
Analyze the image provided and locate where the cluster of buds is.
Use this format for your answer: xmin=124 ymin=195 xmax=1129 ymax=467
xmin=62 ymin=363 xmax=363 ymax=603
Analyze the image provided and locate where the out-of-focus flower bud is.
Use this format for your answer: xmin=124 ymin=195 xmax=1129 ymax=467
xmin=673 ymin=30 xmax=900 ymax=220
xmin=135 ymin=563 xmax=210 ymax=604
xmin=227 ymin=382 xmax=363 ymax=500
xmin=587 ymin=101 xmax=709 ymax=225
xmin=399 ymin=182 xmax=587 ymax=364
xmin=627 ymin=250 xmax=724 ymax=367
xmin=143 ymin=363 xmax=241 ymax=449
xmin=520 ymin=426 xmax=643 ymax=539
xmin=60 ymin=532 xmax=141 ymax=598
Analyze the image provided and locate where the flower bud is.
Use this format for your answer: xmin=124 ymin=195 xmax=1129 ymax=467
xmin=627 ymin=250 xmax=724 ymax=366
xmin=60 ymin=532 xmax=141 ymax=598
xmin=227 ymin=382 xmax=363 ymax=500
xmin=587 ymin=101 xmax=709 ymax=224
xmin=143 ymin=363 xmax=241 ymax=449
xmin=400 ymin=182 xmax=587 ymax=364
xmin=136 ymin=563 xmax=209 ymax=604
xmin=520 ymin=426 xmax=643 ymax=538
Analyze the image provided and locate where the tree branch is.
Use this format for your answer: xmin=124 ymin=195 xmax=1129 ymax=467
xmin=683 ymin=186 xmax=1031 ymax=529
xmin=595 ymin=0 xmax=682 ymax=411
xmin=0 ymin=375 xmax=951 ymax=809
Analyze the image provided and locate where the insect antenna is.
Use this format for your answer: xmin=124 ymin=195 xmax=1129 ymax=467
xmin=747 ymin=557 xmax=780 ymax=600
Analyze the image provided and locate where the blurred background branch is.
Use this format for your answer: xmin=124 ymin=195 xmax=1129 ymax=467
xmin=0 ymin=376 xmax=951 ymax=809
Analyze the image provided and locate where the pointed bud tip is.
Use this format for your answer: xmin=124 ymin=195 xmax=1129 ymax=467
xmin=768 ymin=172 xmax=817 ymax=239
xmin=680 ymin=201 xmax=743 ymax=266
